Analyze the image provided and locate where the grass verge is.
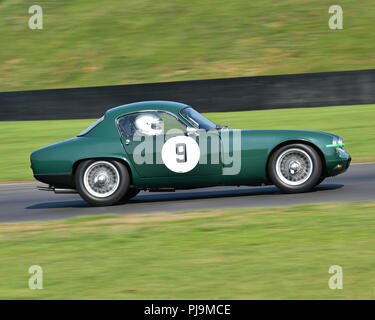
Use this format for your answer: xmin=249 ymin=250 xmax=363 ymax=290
xmin=0 ymin=202 xmax=375 ymax=299
xmin=0 ymin=0 xmax=374 ymax=91
xmin=0 ymin=104 xmax=374 ymax=181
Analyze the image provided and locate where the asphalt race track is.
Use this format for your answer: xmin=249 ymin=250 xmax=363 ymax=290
xmin=0 ymin=163 xmax=374 ymax=223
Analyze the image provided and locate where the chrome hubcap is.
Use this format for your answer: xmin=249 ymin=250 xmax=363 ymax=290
xmin=95 ymin=174 xmax=108 ymax=185
xmin=83 ymin=161 xmax=120 ymax=198
xmin=289 ymin=161 xmax=300 ymax=175
xmin=276 ymin=148 xmax=313 ymax=186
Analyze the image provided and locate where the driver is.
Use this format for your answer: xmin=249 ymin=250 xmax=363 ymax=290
xmin=133 ymin=113 xmax=164 ymax=136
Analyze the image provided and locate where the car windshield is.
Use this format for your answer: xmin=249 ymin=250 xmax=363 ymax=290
xmin=77 ymin=116 xmax=104 ymax=136
xmin=180 ymin=107 xmax=216 ymax=130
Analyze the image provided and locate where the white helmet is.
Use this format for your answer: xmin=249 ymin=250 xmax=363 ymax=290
xmin=134 ymin=113 xmax=163 ymax=136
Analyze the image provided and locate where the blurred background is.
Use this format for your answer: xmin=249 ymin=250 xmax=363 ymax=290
xmin=0 ymin=0 xmax=374 ymax=91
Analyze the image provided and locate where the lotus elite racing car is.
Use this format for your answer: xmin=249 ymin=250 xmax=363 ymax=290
xmin=30 ymin=101 xmax=351 ymax=206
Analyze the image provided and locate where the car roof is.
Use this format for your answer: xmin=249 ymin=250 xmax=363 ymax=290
xmin=105 ymin=101 xmax=190 ymax=119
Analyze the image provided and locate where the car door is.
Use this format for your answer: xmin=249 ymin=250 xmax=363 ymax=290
xmin=117 ymin=111 xmax=222 ymax=178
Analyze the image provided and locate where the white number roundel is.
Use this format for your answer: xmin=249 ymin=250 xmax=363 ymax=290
xmin=161 ymin=136 xmax=200 ymax=173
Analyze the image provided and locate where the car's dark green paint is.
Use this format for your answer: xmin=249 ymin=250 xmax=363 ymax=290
xmin=30 ymin=101 xmax=351 ymax=190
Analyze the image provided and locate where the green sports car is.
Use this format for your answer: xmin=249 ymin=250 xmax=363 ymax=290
xmin=30 ymin=101 xmax=351 ymax=206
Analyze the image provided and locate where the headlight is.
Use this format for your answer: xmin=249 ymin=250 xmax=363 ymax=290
xmin=338 ymin=137 xmax=344 ymax=149
xmin=331 ymin=136 xmax=344 ymax=149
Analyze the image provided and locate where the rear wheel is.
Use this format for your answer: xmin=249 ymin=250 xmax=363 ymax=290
xmin=122 ymin=188 xmax=140 ymax=201
xmin=75 ymin=160 xmax=130 ymax=206
xmin=268 ymin=144 xmax=322 ymax=193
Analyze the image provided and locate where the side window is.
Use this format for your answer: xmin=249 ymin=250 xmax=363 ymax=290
xmin=118 ymin=112 xmax=186 ymax=137
xmin=118 ymin=113 xmax=138 ymax=136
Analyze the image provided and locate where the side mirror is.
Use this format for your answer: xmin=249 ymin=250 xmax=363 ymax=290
xmin=186 ymin=127 xmax=199 ymax=136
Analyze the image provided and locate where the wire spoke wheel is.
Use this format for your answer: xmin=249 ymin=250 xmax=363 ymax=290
xmin=275 ymin=148 xmax=314 ymax=186
xmin=76 ymin=159 xmax=130 ymax=206
xmin=83 ymin=161 xmax=120 ymax=198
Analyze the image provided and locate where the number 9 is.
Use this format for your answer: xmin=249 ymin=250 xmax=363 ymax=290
xmin=176 ymin=143 xmax=187 ymax=163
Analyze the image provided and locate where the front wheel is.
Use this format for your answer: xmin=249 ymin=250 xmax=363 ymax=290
xmin=315 ymin=176 xmax=325 ymax=187
xmin=268 ymin=144 xmax=322 ymax=193
xmin=75 ymin=160 xmax=130 ymax=206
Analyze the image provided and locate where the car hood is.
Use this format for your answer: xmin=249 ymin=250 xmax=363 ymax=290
xmin=238 ymin=129 xmax=337 ymax=138
xmin=217 ymin=128 xmax=338 ymax=151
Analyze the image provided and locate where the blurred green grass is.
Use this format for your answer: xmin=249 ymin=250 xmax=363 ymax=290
xmin=0 ymin=0 xmax=374 ymax=91
xmin=0 ymin=201 xmax=375 ymax=299
xmin=1 ymin=104 xmax=374 ymax=181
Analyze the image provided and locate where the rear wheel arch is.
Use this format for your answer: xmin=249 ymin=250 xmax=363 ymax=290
xmin=266 ymin=140 xmax=326 ymax=181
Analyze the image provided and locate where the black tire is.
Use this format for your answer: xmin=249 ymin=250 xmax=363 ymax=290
xmin=315 ymin=176 xmax=325 ymax=186
xmin=268 ymin=144 xmax=322 ymax=193
xmin=75 ymin=159 xmax=130 ymax=206
xmin=122 ymin=188 xmax=140 ymax=201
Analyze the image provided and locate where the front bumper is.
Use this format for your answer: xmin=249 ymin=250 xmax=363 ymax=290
xmin=326 ymin=149 xmax=351 ymax=177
